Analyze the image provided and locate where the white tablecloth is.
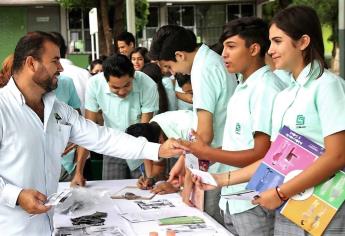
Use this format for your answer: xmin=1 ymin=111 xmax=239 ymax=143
xmin=53 ymin=179 xmax=232 ymax=236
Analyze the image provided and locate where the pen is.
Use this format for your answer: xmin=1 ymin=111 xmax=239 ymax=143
xmin=139 ymin=163 xmax=146 ymax=178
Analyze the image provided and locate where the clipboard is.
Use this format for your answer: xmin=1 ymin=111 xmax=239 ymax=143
xmin=110 ymin=186 xmax=156 ymax=200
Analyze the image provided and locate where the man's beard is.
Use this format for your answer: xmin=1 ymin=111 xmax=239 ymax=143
xmin=34 ymin=73 xmax=59 ymax=93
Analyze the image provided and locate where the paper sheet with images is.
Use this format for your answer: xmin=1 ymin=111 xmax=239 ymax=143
xmin=45 ymin=189 xmax=72 ymax=206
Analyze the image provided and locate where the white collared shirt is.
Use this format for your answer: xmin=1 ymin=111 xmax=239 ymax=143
xmin=60 ymin=58 xmax=90 ymax=115
xmin=0 ymin=79 xmax=159 ymax=235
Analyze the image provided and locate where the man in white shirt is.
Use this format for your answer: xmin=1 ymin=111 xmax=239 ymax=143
xmin=0 ymin=31 xmax=182 ymax=236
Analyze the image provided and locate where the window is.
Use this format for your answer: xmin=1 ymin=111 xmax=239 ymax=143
xmin=68 ymin=8 xmax=91 ymax=53
xmin=168 ymin=5 xmax=195 ymax=27
xmin=227 ymin=3 xmax=254 ymax=22
xmin=147 ymin=6 xmax=159 ymax=27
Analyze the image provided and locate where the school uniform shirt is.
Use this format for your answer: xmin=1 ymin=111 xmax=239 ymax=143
xmin=175 ymin=82 xmax=193 ymax=111
xmin=274 ymin=69 xmax=292 ymax=87
xmin=190 ymin=44 xmax=237 ymax=173
xmin=0 ymin=78 xmax=160 ymax=235
xmin=162 ymin=76 xmax=177 ymax=111
xmin=85 ymin=71 xmax=159 ymax=171
xmin=60 ymin=58 xmax=90 ymax=115
xmin=219 ymin=65 xmax=287 ymax=214
xmin=150 ymin=110 xmax=193 ymax=140
xmin=271 ymin=61 xmax=345 ymax=146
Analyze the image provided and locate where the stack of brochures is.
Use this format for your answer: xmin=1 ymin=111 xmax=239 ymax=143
xmin=246 ymin=126 xmax=345 ymax=236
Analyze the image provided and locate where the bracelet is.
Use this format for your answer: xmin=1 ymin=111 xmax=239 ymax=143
xmin=227 ymin=171 xmax=231 ymax=186
xmin=275 ymin=186 xmax=288 ymax=201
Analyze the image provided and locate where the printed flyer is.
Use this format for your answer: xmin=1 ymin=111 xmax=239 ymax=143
xmin=246 ymin=126 xmax=345 ymax=236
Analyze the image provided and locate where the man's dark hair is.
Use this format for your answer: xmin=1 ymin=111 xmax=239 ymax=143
xmin=103 ymin=54 xmax=135 ymax=81
xmin=13 ymin=31 xmax=59 ymax=73
xmin=220 ymin=17 xmax=269 ymax=58
xmin=116 ymin=31 xmax=136 ymax=46
xmin=175 ymin=73 xmax=191 ymax=88
xmin=149 ymin=25 xmax=197 ymax=61
xmin=50 ymin=32 xmax=67 ymax=58
xmin=126 ymin=122 xmax=162 ymax=143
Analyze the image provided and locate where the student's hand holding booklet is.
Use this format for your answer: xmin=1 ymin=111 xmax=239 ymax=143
xmin=191 ymin=173 xmax=219 ymax=191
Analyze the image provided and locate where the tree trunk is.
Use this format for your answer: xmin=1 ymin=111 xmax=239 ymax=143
xmin=112 ymin=0 xmax=125 ymax=53
xmin=99 ymin=0 xmax=113 ymax=56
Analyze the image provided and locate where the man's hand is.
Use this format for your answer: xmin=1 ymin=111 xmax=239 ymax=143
xmin=158 ymin=138 xmax=185 ymax=158
xmin=137 ymin=176 xmax=154 ymax=190
xmin=151 ymin=182 xmax=179 ymax=195
xmin=70 ymin=172 xmax=86 ymax=187
xmin=17 ymin=189 xmax=51 ymax=214
xmin=180 ymin=130 xmax=210 ymax=160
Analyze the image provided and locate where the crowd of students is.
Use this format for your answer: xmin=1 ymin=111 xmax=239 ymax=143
xmin=1 ymin=4 xmax=344 ymax=236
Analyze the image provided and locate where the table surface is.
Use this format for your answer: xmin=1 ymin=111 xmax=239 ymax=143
xmin=54 ymin=179 xmax=233 ymax=236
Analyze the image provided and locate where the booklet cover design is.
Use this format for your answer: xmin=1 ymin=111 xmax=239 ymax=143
xmin=246 ymin=126 xmax=345 ymax=236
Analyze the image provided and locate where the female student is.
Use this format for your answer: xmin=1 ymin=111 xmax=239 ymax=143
xmin=190 ymin=5 xmax=345 ymax=235
xmin=130 ymin=47 xmax=150 ymax=71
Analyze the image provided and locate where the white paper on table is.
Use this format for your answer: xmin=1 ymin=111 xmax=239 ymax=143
xmin=120 ymin=208 xmax=188 ymax=223
xmin=188 ymin=168 xmax=217 ymax=186
xmin=221 ymin=189 xmax=259 ymax=201
xmin=185 ymin=153 xmax=199 ymax=169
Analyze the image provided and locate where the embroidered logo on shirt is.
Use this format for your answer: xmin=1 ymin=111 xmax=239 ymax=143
xmin=54 ymin=113 xmax=62 ymax=123
xmin=235 ymin=123 xmax=241 ymax=134
xmin=296 ymin=115 xmax=306 ymax=128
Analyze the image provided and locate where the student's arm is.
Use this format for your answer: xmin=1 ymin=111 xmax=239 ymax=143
xmin=140 ymin=112 xmax=153 ymax=123
xmin=186 ymin=131 xmax=271 ymax=167
xmin=176 ymin=92 xmax=193 ymax=104
xmin=196 ymin=109 xmax=214 ymax=145
xmin=193 ymin=159 xmax=262 ymax=190
xmin=253 ymin=131 xmax=345 ymax=210
xmin=70 ymin=109 xmax=98 ymax=187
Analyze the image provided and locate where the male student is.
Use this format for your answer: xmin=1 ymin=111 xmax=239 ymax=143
xmin=116 ymin=31 xmax=135 ymax=58
xmin=75 ymin=54 xmax=159 ymax=181
xmin=183 ymin=17 xmax=287 ymax=235
xmin=149 ymin=25 xmax=237 ymax=224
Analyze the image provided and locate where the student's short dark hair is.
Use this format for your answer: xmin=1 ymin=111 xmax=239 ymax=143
xmin=149 ymin=25 xmax=197 ymax=61
xmin=50 ymin=32 xmax=67 ymax=58
xmin=130 ymin=47 xmax=150 ymax=64
xmin=103 ymin=54 xmax=135 ymax=81
xmin=175 ymin=73 xmax=191 ymax=88
xmin=271 ymin=5 xmax=327 ymax=77
xmin=220 ymin=17 xmax=269 ymax=58
xmin=13 ymin=31 xmax=59 ymax=73
xmin=126 ymin=122 xmax=162 ymax=143
xmin=116 ymin=31 xmax=136 ymax=46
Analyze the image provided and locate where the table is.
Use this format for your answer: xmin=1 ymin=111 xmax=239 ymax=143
xmin=53 ymin=180 xmax=232 ymax=236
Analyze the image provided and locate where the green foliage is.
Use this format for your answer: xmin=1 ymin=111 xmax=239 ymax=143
xmin=292 ymin=0 xmax=338 ymax=44
xmin=135 ymin=0 xmax=149 ymax=33
xmin=56 ymin=0 xmax=96 ymax=9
